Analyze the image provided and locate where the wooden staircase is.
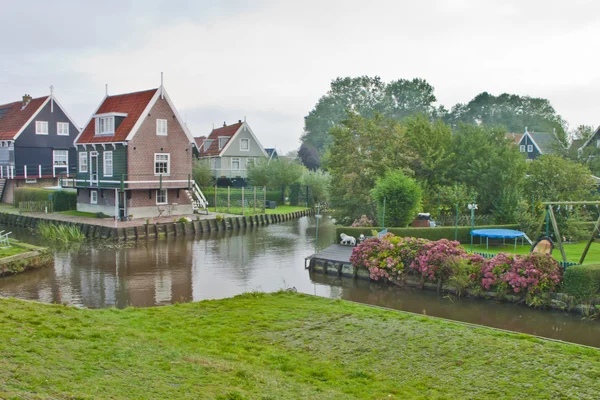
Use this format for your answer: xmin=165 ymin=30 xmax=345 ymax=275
xmin=185 ymin=182 xmax=209 ymax=214
xmin=0 ymin=179 xmax=6 ymax=203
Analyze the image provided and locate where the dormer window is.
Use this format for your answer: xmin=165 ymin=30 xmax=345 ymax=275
xmin=218 ymin=137 xmax=229 ymax=150
xmin=96 ymin=116 xmax=114 ymax=135
xmin=204 ymin=140 xmax=213 ymax=152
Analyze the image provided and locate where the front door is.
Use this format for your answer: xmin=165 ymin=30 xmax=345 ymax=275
xmin=89 ymin=152 xmax=98 ymax=186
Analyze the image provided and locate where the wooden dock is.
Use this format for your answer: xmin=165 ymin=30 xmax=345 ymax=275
xmin=305 ymin=244 xmax=370 ymax=280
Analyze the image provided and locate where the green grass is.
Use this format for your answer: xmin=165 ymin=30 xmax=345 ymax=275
xmin=58 ymin=210 xmax=102 ymax=218
xmin=213 ymin=205 xmax=309 ymax=216
xmin=464 ymin=241 xmax=600 ymax=264
xmin=0 ymin=244 xmax=29 ymax=258
xmin=1 ymin=292 xmax=600 ymax=399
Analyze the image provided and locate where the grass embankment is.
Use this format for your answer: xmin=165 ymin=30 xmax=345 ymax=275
xmin=465 ymin=242 xmax=600 ymax=264
xmin=1 ymin=293 xmax=599 ymax=399
xmin=0 ymin=244 xmax=29 ymax=258
xmin=213 ymin=205 xmax=309 ymax=216
xmin=58 ymin=210 xmax=103 ymax=218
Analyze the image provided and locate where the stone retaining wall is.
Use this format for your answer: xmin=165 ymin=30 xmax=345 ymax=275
xmin=0 ymin=241 xmax=53 ymax=277
xmin=0 ymin=209 xmax=315 ymax=242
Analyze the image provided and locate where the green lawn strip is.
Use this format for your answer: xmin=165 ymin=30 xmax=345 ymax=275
xmin=463 ymin=242 xmax=600 ymax=264
xmin=1 ymin=293 xmax=599 ymax=399
xmin=58 ymin=210 xmax=101 ymax=218
xmin=0 ymin=245 xmax=30 ymax=258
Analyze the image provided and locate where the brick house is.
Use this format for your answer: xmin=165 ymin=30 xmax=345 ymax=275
xmin=194 ymin=120 xmax=269 ymax=184
xmin=63 ymin=86 xmax=206 ymax=219
xmin=0 ymin=92 xmax=80 ymax=203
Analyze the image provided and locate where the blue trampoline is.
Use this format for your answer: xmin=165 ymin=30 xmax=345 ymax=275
xmin=470 ymin=229 xmax=532 ymax=250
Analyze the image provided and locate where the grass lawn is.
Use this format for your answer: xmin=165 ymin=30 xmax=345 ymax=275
xmin=1 ymin=293 xmax=600 ymax=399
xmin=212 ymin=205 xmax=309 ymax=216
xmin=463 ymin=241 xmax=600 ymax=264
xmin=0 ymin=244 xmax=29 ymax=258
xmin=58 ymin=210 xmax=103 ymax=218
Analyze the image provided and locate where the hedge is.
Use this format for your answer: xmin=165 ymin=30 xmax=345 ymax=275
xmin=202 ymin=187 xmax=282 ymax=206
xmin=335 ymin=225 xmax=519 ymax=243
xmin=14 ymin=188 xmax=76 ymax=212
xmin=562 ymin=264 xmax=600 ymax=298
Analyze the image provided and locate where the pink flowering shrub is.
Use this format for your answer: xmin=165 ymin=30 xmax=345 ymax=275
xmin=481 ymin=252 xmax=562 ymax=295
xmin=410 ymin=239 xmax=467 ymax=281
xmin=351 ymin=215 xmax=375 ymax=227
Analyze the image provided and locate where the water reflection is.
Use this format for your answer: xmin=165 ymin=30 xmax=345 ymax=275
xmin=1 ymin=216 xmax=600 ymax=347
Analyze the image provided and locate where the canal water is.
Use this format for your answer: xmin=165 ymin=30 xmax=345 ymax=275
xmin=1 ymin=215 xmax=600 ymax=347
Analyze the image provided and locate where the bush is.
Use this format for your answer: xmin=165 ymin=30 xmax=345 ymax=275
xmin=336 ymin=225 xmax=519 ymax=244
xmin=371 ymin=170 xmax=422 ymax=227
xmin=351 ymin=215 xmax=374 ymax=227
xmin=563 ymin=264 xmax=600 ymax=299
xmin=14 ymin=188 xmax=76 ymax=211
xmin=37 ymin=222 xmax=85 ymax=245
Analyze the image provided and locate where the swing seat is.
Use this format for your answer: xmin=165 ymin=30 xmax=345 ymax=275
xmin=530 ymin=236 xmax=553 ymax=255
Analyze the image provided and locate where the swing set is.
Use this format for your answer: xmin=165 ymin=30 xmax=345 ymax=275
xmin=542 ymin=201 xmax=600 ymax=265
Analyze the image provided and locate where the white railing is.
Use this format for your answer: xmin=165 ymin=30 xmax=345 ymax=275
xmin=211 ymin=168 xmax=248 ymax=179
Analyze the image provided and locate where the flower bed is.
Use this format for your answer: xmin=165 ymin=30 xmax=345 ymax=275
xmin=350 ymin=233 xmax=564 ymax=305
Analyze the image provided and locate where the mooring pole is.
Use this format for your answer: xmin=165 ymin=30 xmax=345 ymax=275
xmin=382 ymin=197 xmax=386 ymax=230
xmin=315 ymin=203 xmax=321 ymax=255
xmin=454 ymin=203 xmax=459 ymax=241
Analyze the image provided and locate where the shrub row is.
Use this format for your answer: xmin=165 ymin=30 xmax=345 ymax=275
xmin=202 ymin=187 xmax=282 ymax=206
xmin=336 ymin=225 xmax=519 ymax=244
xmin=563 ymin=264 xmax=600 ymax=298
xmin=14 ymin=188 xmax=76 ymax=212
xmin=350 ymin=234 xmax=564 ymax=303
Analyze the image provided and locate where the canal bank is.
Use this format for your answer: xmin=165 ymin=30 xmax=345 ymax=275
xmin=0 ymin=208 xmax=314 ymax=241
xmin=0 ymin=240 xmax=52 ymax=277
xmin=1 ymin=291 xmax=599 ymax=399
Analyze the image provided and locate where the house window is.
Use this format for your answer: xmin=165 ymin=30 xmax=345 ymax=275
xmin=53 ymin=150 xmax=68 ymax=166
xmin=246 ymin=158 xmax=255 ymax=168
xmin=232 ymin=158 xmax=240 ymax=170
xmin=156 ymin=119 xmax=168 ymax=136
xmin=240 ymin=138 xmax=249 ymax=151
xmin=219 ymin=137 xmax=228 ymax=150
xmin=154 ymin=153 xmax=170 ymax=175
xmin=90 ymin=190 xmax=98 ymax=204
xmin=57 ymin=122 xmax=69 ymax=136
xmin=527 ymin=145 xmax=533 ymax=152
xmin=35 ymin=121 xmax=48 ymax=135
xmin=103 ymin=151 xmax=113 ymax=176
xmin=79 ymin=152 xmax=88 ymax=173
xmin=156 ymin=189 xmax=168 ymax=205
xmin=519 ymin=145 xmax=525 ymax=152
xmin=96 ymin=116 xmax=115 ymax=135
xmin=211 ymin=158 xmax=216 ymax=169
xmin=596 ymin=140 xmax=600 ymax=148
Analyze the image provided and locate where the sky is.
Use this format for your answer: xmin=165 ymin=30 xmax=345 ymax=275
xmin=2 ymin=0 xmax=600 ymax=153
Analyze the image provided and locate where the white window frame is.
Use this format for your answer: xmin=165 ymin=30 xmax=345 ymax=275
xmin=154 ymin=153 xmax=170 ymax=176
xmin=53 ymin=150 xmax=68 ymax=166
xmin=156 ymin=119 xmax=168 ymax=136
xmin=79 ymin=152 xmax=88 ymax=173
xmin=218 ymin=137 xmax=228 ymax=150
xmin=240 ymin=138 xmax=249 ymax=151
xmin=95 ymin=116 xmax=115 ymax=135
xmin=103 ymin=151 xmax=113 ymax=177
xmin=90 ymin=190 xmax=98 ymax=204
xmin=35 ymin=121 xmax=48 ymax=135
xmin=57 ymin=122 xmax=69 ymax=136
xmin=527 ymin=144 xmax=533 ymax=152
xmin=156 ymin=189 xmax=168 ymax=205
xmin=519 ymin=145 xmax=525 ymax=152
xmin=231 ymin=157 xmax=240 ymax=171
xmin=596 ymin=139 xmax=600 ymax=148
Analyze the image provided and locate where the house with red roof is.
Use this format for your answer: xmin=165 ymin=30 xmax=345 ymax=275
xmin=0 ymin=93 xmax=80 ymax=203
xmin=63 ymin=86 xmax=207 ymax=219
xmin=195 ymin=120 xmax=269 ymax=184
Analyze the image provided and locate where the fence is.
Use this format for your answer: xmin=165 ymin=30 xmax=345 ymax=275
xmin=473 ymin=251 xmax=579 ymax=270
xmin=18 ymin=201 xmax=54 ymax=214
xmin=288 ymin=184 xmax=314 ymax=207
xmin=208 ymin=186 xmax=268 ymax=215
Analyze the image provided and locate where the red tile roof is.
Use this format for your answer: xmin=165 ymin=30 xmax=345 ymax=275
xmin=194 ymin=135 xmax=206 ymax=149
xmin=0 ymin=96 xmax=49 ymax=140
xmin=200 ymin=122 xmax=243 ymax=156
xmin=76 ymin=88 xmax=158 ymax=143
xmin=505 ymin=133 xmax=523 ymax=145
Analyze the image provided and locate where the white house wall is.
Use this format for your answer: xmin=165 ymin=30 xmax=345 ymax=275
xmin=221 ymin=126 xmax=267 ymax=158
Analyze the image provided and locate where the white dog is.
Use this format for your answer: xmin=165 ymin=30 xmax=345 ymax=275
xmin=340 ymin=233 xmax=356 ymax=246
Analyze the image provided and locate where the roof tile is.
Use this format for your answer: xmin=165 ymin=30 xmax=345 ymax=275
xmin=199 ymin=122 xmax=243 ymax=156
xmin=0 ymin=96 xmax=49 ymax=140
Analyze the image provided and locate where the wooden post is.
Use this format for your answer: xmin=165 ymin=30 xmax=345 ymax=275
xmin=242 ymin=186 xmax=245 ymax=215
xmin=264 ymin=185 xmax=267 ymax=212
xmin=227 ymin=186 xmax=230 ymax=213
xmin=254 ymin=186 xmax=257 ymax=214
xmin=214 ymin=184 xmax=217 ymax=213
xmin=547 ymin=205 xmax=567 ymax=262
xmin=580 ymin=213 xmax=600 ymax=264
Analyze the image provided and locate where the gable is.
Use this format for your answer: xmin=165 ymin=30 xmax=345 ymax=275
xmin=221 ymin=125 xmax=268 ymax=158
xmin=580 ymin=127 xmax=600 ymax=151
xmin=0 ymin=96 xmax=49 ymax=140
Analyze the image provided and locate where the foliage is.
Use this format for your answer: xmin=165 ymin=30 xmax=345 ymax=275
xmin=350 ymin=235 xmax=405 ymax=281
xmin=351 ymin=215 xmax=374 ymax=227
xmin=37 ymin=222 xmax=85 ymax=245
xmin=192 ymin=159 xmax=215 ymax=188
xmin=491 ymin=186 xmax=522 ymax=224
xmin=326 ymin=113 xmax=415 ymax=223
xmin=14 ymin=188 xmax=76 ymax=211
xmin=435 ymin=183 xmax=477 ymax=216
xmin=336 ymin=224 xmax=519 ymax=244
xmin=524 ymin=155 xmax=596 ymax=202
xmin=563 ymin=264 xmax=600 ymax=299
xmin=410 ymin=239 xmax=468 ymax=281
xmin=246 ymin=158 xmax=271 ymax=187
xmin=267 ymin=158 xmax=306 ymax=189
xmin=3 ymin=293 xmax=600 ymax=399
xmin=177 ymin=217 xmax=188 ymax=223
xmin=516 ymin=202 xmax=545 ymax=240
xmin=301 ymin=169 xmax=331 ymax=204
xmin=370 ymin=170 xmax=422 ymax=227
xmin=447 ymin=256 xmax=482 ymax=297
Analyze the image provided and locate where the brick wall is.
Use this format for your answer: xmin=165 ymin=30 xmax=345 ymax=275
xmin=128 ymin=188 xmax=191 ymax=208
xmin=77 ymin=188 xmax=117 ymax=207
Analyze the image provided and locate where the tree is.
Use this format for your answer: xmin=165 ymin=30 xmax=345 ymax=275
xmin=326 ymin=113 xmax=415 ymax=223
xmin=192 ymin=160 xmax=215 ymax=188
xmin=246 ymin=159 xmax=270 ymax=187
xmin=298 ymin=142 xmax=320 ymax=170
xmin=382 ymin=78 xmax=437 ymax=121
xmin=371 ymin=170 xmax=422 ymax=227
xmin=302 ymin=169 xmax=331 ymax=204
xmin=267 ymin=158 xmax=305 ymax=189
xmin=524 ymin=155 xmax=596 ymax=202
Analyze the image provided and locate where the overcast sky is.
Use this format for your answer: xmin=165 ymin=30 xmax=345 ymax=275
xmin=1 ymin=0 xmax=599 ymax=152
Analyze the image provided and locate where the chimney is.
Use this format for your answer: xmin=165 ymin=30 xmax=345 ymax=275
xmin=22 ymin=94 xmax=32 ymax=107
xmin=223 ymin=121 xmax=227 ymax=127
xmin=238 ymin=119 xmax=242 ymax=123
